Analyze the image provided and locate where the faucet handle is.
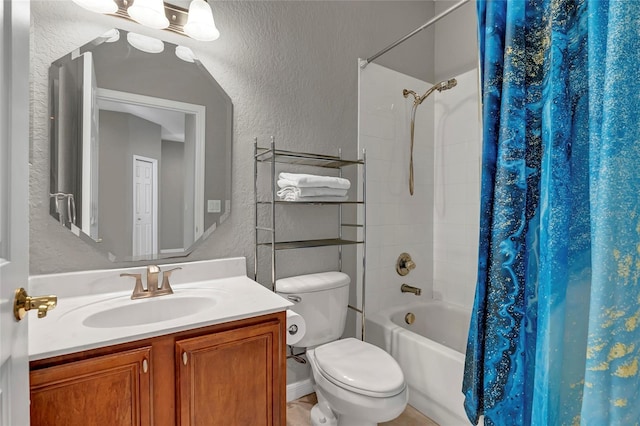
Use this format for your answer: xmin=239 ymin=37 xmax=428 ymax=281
xmin=147 ymin=265 xmax=161 ymax=275
xmin=145 ymin=265 xmax=163 ymax=294
xmin=396 ymin=253 xmax=416 ymax=276
xmin=120 ymin=273 xmax=145 ymax=298
xmin=159 ymin=267 xmax=182 ymax=294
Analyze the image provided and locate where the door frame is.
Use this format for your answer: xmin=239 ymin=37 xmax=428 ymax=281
xmin=132 ymin=155 xmax=158 ymax=258
xmin=80 ymin=51 xmax=100 ymax=240
xmin=97 ymin=88 xmax=206 ymax=242
xmin=0 ymin=0 xmax=31 ymax=424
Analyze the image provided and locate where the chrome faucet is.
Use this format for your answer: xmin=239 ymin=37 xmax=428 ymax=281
xmin=401 ymin=283 xmax=422 ymax=296
xmin=121 ymin=265 xmax=182 ymax=299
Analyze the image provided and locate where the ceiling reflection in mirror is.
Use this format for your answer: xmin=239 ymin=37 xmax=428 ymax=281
xmin=49 ymin=29 xmax=232 ymax=262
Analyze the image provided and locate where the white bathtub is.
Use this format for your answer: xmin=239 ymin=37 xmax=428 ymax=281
xmin=366 ymin=300 xmax=471 ymax=425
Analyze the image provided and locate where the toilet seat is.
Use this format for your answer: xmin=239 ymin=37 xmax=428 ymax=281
xmin=313 ymin=338 xmax=406 ymax=398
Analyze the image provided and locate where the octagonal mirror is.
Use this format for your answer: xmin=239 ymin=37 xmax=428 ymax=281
xmin=49 ymin=29 xmax=232 ymax=262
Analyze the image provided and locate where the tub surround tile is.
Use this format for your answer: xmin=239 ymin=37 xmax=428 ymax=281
xmin=359 ymin=63 xmax=434 ymax=321
xmin=433 ymin=67 xmax=481 ymax=312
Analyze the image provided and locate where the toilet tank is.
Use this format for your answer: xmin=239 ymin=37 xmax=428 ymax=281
xmin=276 ymin=272 xmax=350 ymax=348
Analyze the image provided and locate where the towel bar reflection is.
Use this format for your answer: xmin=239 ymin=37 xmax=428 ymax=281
xmin=49 ymin=192 xmax=76 ymax=227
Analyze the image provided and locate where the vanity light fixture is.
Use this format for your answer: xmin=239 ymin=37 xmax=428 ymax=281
xmin=102 ymin=28 xmax=121 ymax=42
xmin=175 ymin=45 xmax=196 ymax=62
xmin=127 ymin=32 xmax=165 ymax=53
xmin=72 ymin=0 xmax=220 ymax=41
xmin=72 ymin=0 xmax=118 ymax=14
xmin=184 ymin=0 xmax=220 ymax=41
xmin=127 ymin=0 xmax=170 ymax=29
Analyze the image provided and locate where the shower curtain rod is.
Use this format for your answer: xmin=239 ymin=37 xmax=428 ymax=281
xmin=360 ymin=0 xmax=471 ymax=69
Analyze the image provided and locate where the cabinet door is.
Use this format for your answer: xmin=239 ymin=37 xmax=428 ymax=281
xmin=30 ymin=347 xmax=152 ymax=426
xmin=176 ymin=320 xmax=283 ymax=426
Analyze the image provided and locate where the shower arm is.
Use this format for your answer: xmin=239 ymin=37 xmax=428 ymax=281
xmin=403 ymin=85 xmax=441 ymax=107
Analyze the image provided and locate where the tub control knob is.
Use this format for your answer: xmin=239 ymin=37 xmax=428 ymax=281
xmin=396 ymin=253 xmax=416 ymax=276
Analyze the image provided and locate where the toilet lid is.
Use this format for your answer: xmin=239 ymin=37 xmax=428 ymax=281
xmin=314 ymin=338 xmax=405 ymax=397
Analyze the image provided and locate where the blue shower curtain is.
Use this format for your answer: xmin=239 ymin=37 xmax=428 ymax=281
xmin=463 ymin=0 xmax=640 ymax=424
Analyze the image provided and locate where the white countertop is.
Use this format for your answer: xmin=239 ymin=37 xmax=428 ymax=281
xmin=29 ymin=258 xmax=292 ymax=361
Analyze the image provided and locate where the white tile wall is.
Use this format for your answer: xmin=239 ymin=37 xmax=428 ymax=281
xmin=359 ymin=65 xmax=481 ymax=316
xmin=358 ymin=63 xmax=434 ymax=315
xmin=433 ymin=68 xmax=481 ymax=310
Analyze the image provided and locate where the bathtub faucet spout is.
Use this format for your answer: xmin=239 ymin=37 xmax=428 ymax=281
xmin=401 ymin=284 xmax=421 ymax=296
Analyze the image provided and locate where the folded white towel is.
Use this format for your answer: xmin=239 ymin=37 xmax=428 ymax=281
xmin=278 ymin=173 xmax=351 ymax=190
xmin=278 ymin=192 xmax=349 ymax=202
xmin=277 ymin=185 xmax=348 ymax=198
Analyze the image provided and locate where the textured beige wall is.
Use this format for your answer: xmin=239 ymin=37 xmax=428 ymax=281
xmin=29 ymin=1 xmax=435 ymax=275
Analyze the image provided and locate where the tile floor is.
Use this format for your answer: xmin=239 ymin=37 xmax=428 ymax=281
xmin=286 ymin=393 xmax=439 ymax=426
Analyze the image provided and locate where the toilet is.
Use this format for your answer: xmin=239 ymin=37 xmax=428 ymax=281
xmin=277 ymin=272 xmax=408 ymax=426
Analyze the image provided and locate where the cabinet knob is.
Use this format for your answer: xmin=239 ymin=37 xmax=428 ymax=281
xmin=182 ymin=352 xmax=188 ymax=366
xmin=142 ymin=358 xmax=148 ymax=373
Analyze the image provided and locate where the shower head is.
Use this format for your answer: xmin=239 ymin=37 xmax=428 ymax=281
xmin=404 ymin=77 xmax=458 ymax=106
xmin=436 ymin=78 xmax=457 ymax=92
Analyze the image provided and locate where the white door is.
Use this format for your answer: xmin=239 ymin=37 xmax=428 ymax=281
xmin=0 ymin=0 xmax=31 ymax=424
xmin=133 ymin=156 xmax=157 ymax=257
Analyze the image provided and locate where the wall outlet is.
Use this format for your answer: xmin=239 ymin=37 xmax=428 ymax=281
xmin=207 ymin=199 xmax=221 ymax=213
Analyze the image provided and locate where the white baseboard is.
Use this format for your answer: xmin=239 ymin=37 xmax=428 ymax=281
xmin=286 ymin=378 xmax=314 ymax=402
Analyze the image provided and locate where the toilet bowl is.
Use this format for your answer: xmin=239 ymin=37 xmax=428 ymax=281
xmin=307 ymin=338 xmax=408 ymax=426
xmin=276 ymin=272 xmax=408 ymax=425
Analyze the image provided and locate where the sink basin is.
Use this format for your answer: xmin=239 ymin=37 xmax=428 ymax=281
xmin=82 ymin=295 xmax=217 ymax=328
xmin=28 ymin=258 xmax=294 ymax=362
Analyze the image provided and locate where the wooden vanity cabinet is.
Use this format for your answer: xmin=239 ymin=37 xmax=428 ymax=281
xmin=176 ymin=320 xmax=282 ymax=425
xmin=30 ymin=347 xmax=152 ymax=426
xmin=29 ymin=312 xmax=286 ymax=426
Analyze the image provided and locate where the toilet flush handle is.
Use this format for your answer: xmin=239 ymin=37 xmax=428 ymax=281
xmin=287 ymin=295 xmax=302 ymax=303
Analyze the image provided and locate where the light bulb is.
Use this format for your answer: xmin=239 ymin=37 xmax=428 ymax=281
xmin=184 ymin=0 xmax=220 ymax=41
xmin=127 ymin=0 xmax=170 ymax=29
xmin=72 ymin=0 xmax=118 ymax=14
xmin=175 ymin=46 xmax=196 ymax=63
xmin=127 ymin=32 xmax=165 ymax=53
xmin=101 ymin=28 xmax=121 ymax=43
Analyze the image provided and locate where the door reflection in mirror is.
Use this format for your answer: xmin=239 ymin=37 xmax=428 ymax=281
xmin=95 ymin=90 xmax=205 ymax=259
